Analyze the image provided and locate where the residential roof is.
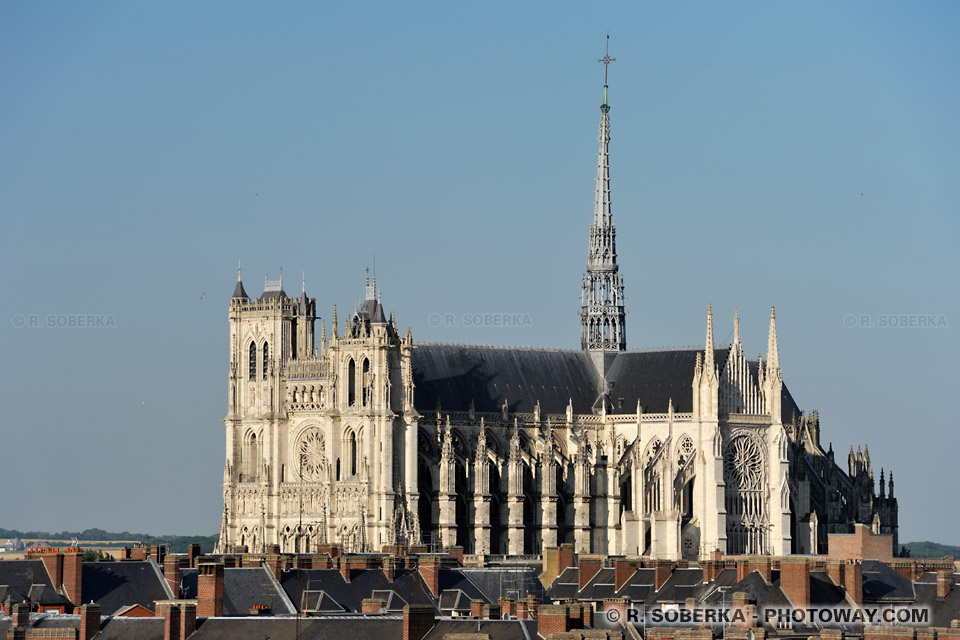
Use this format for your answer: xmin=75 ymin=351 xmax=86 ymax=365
xmin=0 ymin=559 xmax=67 ymax=606
xmin=280 ymin=568 xmax=435 ymax=613
xmin=81 ymin=560 xmax=172 ymax=615
xmin=423 ymin=619 xmax=538 ymax=640
xmin=188 ymin=616 xmax=405 ymax=640
xmin=223 ymin=567 xmax=296 ymax=616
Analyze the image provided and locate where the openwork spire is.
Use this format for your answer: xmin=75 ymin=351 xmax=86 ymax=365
xmin=580 ymin=35 xmax=626 ymax=358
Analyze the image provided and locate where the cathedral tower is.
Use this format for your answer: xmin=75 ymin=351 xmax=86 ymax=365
xmin=580 ymin=37 xmax=626 ymax=375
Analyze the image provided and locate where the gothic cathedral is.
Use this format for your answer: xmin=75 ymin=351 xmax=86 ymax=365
xmin=216 ymin=75 xmax=897 ymax=561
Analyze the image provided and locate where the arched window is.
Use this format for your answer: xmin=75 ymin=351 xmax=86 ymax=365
xmin=262 ymin=342 xmax=269 ymax=380
xmin=361 ymin=358 xmax=370 ymax=406
xmin=244 ymin=433 xmax=260 ymax=480
xmin=349 ymin=431 xmax=357 ymax=476
xmin=248 ymin=342 xmax=257 ymax=380
xmin=347 ymin=359 xmax=356 ymax=406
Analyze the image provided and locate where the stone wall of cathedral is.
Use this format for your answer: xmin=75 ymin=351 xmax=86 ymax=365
xmin=217 ymin=291 xmax=897 ymax=560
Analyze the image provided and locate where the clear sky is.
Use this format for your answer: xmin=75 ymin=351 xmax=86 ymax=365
xmin=1 ymin=2 xmax=957 ymax=543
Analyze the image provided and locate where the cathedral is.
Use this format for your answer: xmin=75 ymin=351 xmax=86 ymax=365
xmin=215 ymin=72 xmax=898 ymax=561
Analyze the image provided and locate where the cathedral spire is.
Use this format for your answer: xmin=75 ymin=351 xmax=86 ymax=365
xmin=704 ymin=303 xmax=715 ymax=373
xmin=733 ymin=308 xmax=740 ymax=346
xmin=581 ymin=35 xmax=626 ymax=365
xmin=766 ymin=306 xmax=781 ymax=377
xmin=232 ymin=260 xmax=249 ymax=300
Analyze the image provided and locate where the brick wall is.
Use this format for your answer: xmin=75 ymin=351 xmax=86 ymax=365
xmin=828 ymin=523 xmax=894 ymax=561
xmin=197 ymin=563 xmax=224 ymax=617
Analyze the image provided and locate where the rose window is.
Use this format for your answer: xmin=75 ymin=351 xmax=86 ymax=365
xmin=299 ymin=429 xmax=326 ymax=481
xmin=724 ymin=435 xmax=764 ymax=490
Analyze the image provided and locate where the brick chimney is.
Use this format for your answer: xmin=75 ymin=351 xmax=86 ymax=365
xmin=538 ymin=605 xmax=571 ymax=636
xmin=826 ymin=560 xmax=845 ymax=588
xmin=499 ymin=597 xmax=516 ymax=618
xmin=265 ymin=553 xmax=282 ymax=581
xmin=150 ymin=544 xmax=166 ymax=565
xmin=12 ymin=602 xmax=31 ymax=628
xmin=418 ymin=555 xmax=442 ymax=596
xmin=187 ymin=544 xmax=202 ymax=568
xmin=79 ymin=603 xmax=100 ymax=640
xmin=736 ymin=560 xmax=750 ymax=582
xmin=517 ymin=598 xmax=530 ymax=620
xmin=780 ymin=558 xmax=811 ymax=608
xmin=578 ymin=555 xmax=604 ymax=590
xmin=402 ymin=604 xmax=436 ymax=640
xmin=614 ymin=558 xmax=640 ymax=591
xmin=483 ymin=604 xmax=501 ymax=620
xmin=164 ymin=555 xmax=184 ymax=598
xmin=362 ymin=598 xmax=387 ymax=614
xmin=938 ymin=570 xmax=955 ymax=599
xmin=180 ymin=602 xmax=196 ymax=639
xmin=63 ymin=548 xmax=83 ymax=606
xmin=383 ymin=556 xmax=397 ymax=582
xmin=158 ymin=603 xmax=181 ymax=640
xmin=445 ymin=546 xmax=464 ymax=565
xmin=748 ymin=557 xmax=772 ymax=584
xmin=38 ymin=549 xmax=64 ymax=592
xmin=844 ymin=560 xmax=863 ymax=607
xmin=339 ymin=556 xmax=352 ymax=582
xmin=655 ymin=561 xmax=675 ymax=591
xmin=250 ymin=604 xmax=272 ymax=615
xmin=470 ymin=599 xmax=485 ymax=618
xmin=197 ymin=563 xmax=224 ymax=617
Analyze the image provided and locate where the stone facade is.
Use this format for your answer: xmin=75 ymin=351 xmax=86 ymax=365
xmin=216 ymin=82 xmax=897 ymax=560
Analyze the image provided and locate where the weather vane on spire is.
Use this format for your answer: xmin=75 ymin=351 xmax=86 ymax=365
xmin=598 ymin=31 xmax=615 ymax=85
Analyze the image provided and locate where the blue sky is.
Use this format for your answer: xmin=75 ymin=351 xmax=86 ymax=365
xmin=1 ymin=2 xmax=957 ymax=543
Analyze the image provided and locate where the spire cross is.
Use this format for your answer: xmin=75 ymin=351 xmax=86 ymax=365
xmin=598 ymin=33 xmax=615 ymax=85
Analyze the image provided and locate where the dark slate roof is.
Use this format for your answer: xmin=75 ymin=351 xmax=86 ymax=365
xmin=862 ymin=560 xmax=916 ymax=602
xmin=459 ymin=568 xmax=549 ymax=603
xmin=930 ymin=574 xmax=960 ymax=627
xmin=259 ymin=288 xmax=287 ymax=301
xmin=412 ymin=345 xmax=803 ymax=419
xmin=605 ymin=349 xmax=728 ymax=414
xmin=223 ymin=567 xmax=296 ymax=616
xmin=280 ymin=568 xmax=435 ymax=613
xmin=424 ymin=619 xmax=538 ymax=640
xmin=546 ymin=566 xmax=581 ymax=601
xmin=0 ymin=559 xmax=61 ymax=605
xmin=359 ymin=298 xmax=387 ymax=324
xmin=703 ymin=572 xmax=792 ymax=610
xmin=232 ymin=279 xmax=249 ymax=300
xmin=809 ymin=571 xmax=847 ymax=606
xmin=179 ymin=567 xmax=198 ymax=599
xmin=646 ymin=568 xmax=704 ymax=603
xmin=190 ymin=616 xmax=404 ymax=640
xmin=81 ymin=560 xmax=171 ymax=615
xmin=412 ymin=345 xmax=601 ymax=414
xmin=579 ymin=567 xmax=617 ymax=600
xmin=96 ymin=616 xmax=165 ymax=640
xmin=438 ymin=588 xmax=472 ymax=614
